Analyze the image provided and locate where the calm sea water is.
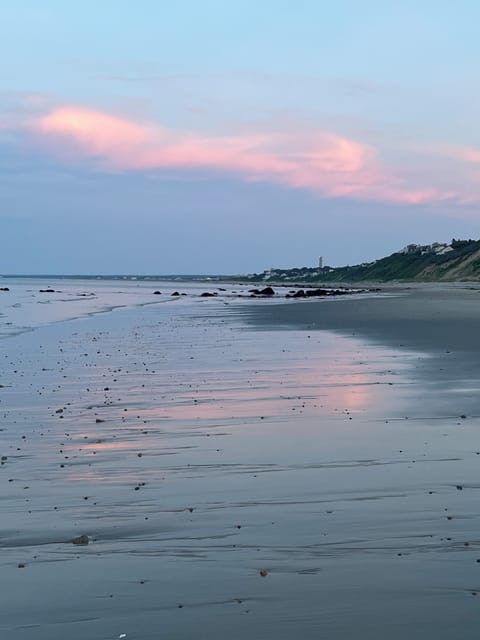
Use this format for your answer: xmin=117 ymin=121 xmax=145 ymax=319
xmin=0 ymin=276 xmax=261 ymax=339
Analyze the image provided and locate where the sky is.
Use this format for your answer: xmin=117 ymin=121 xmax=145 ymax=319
xmin=1 ymin=1 xmax=480 ymax=274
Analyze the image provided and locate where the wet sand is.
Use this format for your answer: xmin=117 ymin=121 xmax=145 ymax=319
xmin=1 ymin=284 xmax=480 ymax=639
xmin=243 ymin=283 xmax=480 ymax=352
xmin=243 ymin=283 xmax=480 ymax=417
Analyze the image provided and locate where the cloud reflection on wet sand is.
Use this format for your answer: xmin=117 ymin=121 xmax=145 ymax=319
xmin=1 ymin=296 xmax=479 ymax=640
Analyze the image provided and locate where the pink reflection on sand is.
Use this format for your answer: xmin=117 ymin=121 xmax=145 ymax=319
xmin=134 ymin=357 xmax=393 ymax=424
xmin=79 ymin=439 xmax=140 ymax=453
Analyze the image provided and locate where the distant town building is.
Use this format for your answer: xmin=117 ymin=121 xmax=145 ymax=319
xmin=398 ymin=242 xmax=454 ymax=256
xmin=318 ymin=256 xmax=323 ymax=269
xmin=399 ymin=243 xmax=420 ymax=255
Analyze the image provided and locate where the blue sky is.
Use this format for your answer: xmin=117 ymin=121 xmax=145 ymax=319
xmin=1 ymin=1 xmax=480 ymax=273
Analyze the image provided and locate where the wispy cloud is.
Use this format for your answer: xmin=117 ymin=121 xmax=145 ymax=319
xmin=446 ymin=145 xmax=480 ymax=164
xmin=12 ymin=104 xmax=454 ymax=205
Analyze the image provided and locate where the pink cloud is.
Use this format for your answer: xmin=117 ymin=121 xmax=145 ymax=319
xmin=447 ymin=145 xmax=480 ymax=164
xmin=28 ymin=105 xmax=450 ymax=205
xmin=34 ymin=107 xmax=150 ymax=161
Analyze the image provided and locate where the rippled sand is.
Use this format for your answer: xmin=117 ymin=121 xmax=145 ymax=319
xmin=1 ymin=284 xmax=480 ymax=639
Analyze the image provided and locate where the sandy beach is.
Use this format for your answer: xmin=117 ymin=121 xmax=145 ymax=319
xmin=1 ymin=281 xmax=480 ymax=639
xmin=243 ymin=283 xmax=480 ymax=417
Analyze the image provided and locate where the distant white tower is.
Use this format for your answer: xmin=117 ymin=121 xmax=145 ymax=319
xmin=318 ymin=256 xmax=323 ymax=269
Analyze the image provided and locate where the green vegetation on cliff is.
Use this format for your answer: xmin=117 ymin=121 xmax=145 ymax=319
xmin=246 ymin=239 xmax=480 ymax=283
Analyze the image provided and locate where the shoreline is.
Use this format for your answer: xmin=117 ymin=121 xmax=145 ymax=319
xmin=2 ymin=284 xmax=480 ymax=639
xmin=0 ymin=276 xmax=376 ymax=342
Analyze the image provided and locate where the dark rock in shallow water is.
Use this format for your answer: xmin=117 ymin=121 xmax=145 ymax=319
xmin=200 ymin=292 xmax=217 ymax=297
xmin=0 ymin=287 xmax=9 ymax=291
xmin=39 ymin=289 xmax=55 ymax=293
xmin=71 ymin=534 xmax=89 ymax=545
xmin=260 ymin=286 xmax=275 ymax=296
xmin=249 ymin=286 xmax=275 ymax=296
xmin=286 ymin=287 xmax=353 ymax=299
xmin=153 ymin=291 xmax=161 ymax=295
xmin=305 ymin=288 xmax=328 ymax=297
xmin=171 ymin=291 xmax=180 ymax=296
